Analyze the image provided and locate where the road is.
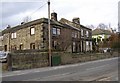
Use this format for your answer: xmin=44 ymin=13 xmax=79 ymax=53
xmin=2 ymin=57 xmax=119 ymax=81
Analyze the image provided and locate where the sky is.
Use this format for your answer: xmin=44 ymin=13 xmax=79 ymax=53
xmin=0 ymin=0 xmax=119 ymax=31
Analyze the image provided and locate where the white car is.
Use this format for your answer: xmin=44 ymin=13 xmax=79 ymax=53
xmin=0 ymin=51 xmax=9 ymax=63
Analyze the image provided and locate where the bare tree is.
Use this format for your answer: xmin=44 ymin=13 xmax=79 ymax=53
xmin=23 ymin=16 xmax=31 ymax=23
xmin=86 ymin=25 xmax=95 ymax=30
xmin=97 ymin=23 xmax=108 ymax=30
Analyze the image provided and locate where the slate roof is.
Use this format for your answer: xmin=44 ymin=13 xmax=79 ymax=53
xmin=92 ymin=28 xmax=112 ymax=35
xmin=60 ymin=18 xmax=91 ymax=30
xmin=2 ymin=18 xmax=64 ymax=35
xmin=2 ymin=17 xmax=91 ymax=35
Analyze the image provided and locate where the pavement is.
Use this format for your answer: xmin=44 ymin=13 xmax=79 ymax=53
xmin=2 ymin=57 xmax=119 ymax=81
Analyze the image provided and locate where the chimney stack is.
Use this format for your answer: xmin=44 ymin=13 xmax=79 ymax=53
xmin=72 ymin=17 xmax=80 ymax=24
xmin=7 ymin=25 xmax=11 ymax=29
xmin=51 ymin=12 xmax=57 ymax=21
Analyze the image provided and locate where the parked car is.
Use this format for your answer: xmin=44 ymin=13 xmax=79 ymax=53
xmin=99 ymin=48 xmax=112 ymax=53
xmin=0 ymin=51 xmax=9 ymax=63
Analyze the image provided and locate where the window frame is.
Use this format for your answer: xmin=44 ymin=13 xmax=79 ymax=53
xmin=30 ymin=27 xmax=35 ymax=35
xmin=81 ymin=29 xmax=83 ymax=37
xmin=86 ymin=31 xmax=89 ymax=37
xmin=57 ymin=28 xmax=61 ymax=35
xmin=11 ymin=32 xmax=17 ymax=39
xmin=52 ymin=28 xmax=57 ymax=35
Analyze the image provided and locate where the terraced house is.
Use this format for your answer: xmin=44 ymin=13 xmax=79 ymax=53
xmin=2 ymin=12 xmax=92 ymax=53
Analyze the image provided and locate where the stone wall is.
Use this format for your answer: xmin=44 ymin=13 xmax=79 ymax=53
xmin=11 ymin=51 xmax=49 ymax=70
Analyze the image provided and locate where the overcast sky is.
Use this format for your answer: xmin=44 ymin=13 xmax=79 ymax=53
xmin=0 ymin=0 xmax=119 ymax=31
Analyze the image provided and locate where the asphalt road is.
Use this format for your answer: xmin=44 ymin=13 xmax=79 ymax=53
xmin=2 ymin=57 xmax=119 ymax=81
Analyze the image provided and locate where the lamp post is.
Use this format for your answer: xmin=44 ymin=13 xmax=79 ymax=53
xmin=48 ymin=0 xmax=51 ymax=66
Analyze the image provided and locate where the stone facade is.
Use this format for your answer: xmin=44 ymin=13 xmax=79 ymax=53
xmin=0 ymin=31 xmax=3 ymax=51
xmin=2 ymin=12 xmax=92 ymax=53
xmin=60 ymin=18 xmax=92 ymax=52
xmin=81 ymin=25 xmax=92 ymax=52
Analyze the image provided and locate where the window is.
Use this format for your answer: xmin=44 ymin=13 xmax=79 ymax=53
xmin=86 ymin=41 xmax=89 ymax=46
xmin=52 ymin=28 xmax=61 ymax=35
xmin=78 ymin=32 xmax=80 ymax=38
xmin=30 ymin=27 xmax=35 ymax=35
xmin=30 ymin=43 xmax=35 ymax=49
xmin=81 ymin=29 xmax=83 ymax=36
xmin=52 ymin=40 xmax=57 ymax=49
xmin=89 ymin=32 xmax=92 ymax=37
xmin=72 ymin=32 xmax=75 ymax=38
xmin=75 ymin=32 xmax=77 ymax=38
xmin=86 ymin=31 xmax=89 ymax=37
xmin=57 ymin=28 xmax=61 ymax=35
xmin=72 ymin=42 xmax=76 ymax=52
xmin=0 ymin=36 xmax=3 ymax=41
xmin=52 ymin=28 xmax=57 ymax=35
xmin=72 ymin=32 xmax=78 ymax=38
xmin=11 ymin=32 xmax=17 ymax=39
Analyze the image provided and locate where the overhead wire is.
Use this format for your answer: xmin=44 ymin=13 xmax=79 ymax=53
xmin=28 ymin=2 xmax=47 ymax=16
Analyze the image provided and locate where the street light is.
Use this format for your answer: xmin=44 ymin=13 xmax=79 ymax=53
xmin=48 ymin=0 xmax=51 ymax=66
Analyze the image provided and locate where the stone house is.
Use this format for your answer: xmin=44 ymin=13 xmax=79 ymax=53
xmin=2 ymin=12 xmax=92 ymax=53
xmin=80 ymin=25 xmax=92 ymax=52
xmin=92 ymin=28 xmax=112 ymax=51
xmin=60 ymin=18 xmax=92 ymax=52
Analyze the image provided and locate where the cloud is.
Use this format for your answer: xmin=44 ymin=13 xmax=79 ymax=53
xmin=0 ymin=0 xmax=119 ymax=31
xmin=1 ymin=1 xmax=47 ymax=29
xmin=2 ymin=2 xmax=46 ymax=18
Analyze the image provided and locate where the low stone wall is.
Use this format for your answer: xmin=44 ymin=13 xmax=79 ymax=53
xmin=11 ymin=52 xmax=49 ymax=70
xmin=60 ymin=52 xmax=118 ymax=65
xmin=2 ymin=51 xmax=118 ymax=71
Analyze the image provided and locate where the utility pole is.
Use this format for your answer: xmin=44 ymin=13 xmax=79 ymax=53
xmin=48 ymin=0 xmax=51 ymax=66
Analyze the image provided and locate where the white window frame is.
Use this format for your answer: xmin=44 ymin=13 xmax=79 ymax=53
xmin=14 ymin=32 xmax=16 ymax=38
xmin=81 ymin=29 xmax=83 ymax=36
xmin=11 ymin=33 xmax=14 ymax=39
xmin=11 ymin=32 xmax=17 ymax=39
xmin=78 ymin=31 xmax=80 ymax=38
xmin=75 ymin=32 xmax=77 ymax=38
xmin=86 ymin=31 xmax=89 ymax=37
xmin=73 ymin=42 xmax=76 ymax=52
xmin=86 ymin=41 xmax=89 ymax=46
xmin=52 ymin=28 xmax=57 ymax=35
xmin=30 ymin=27 xmax=35 ymax=35
xmin=57 ymin=28 xmax=61 ymax=35
xmin=72 ymin=32 xmax=75 ymax=38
